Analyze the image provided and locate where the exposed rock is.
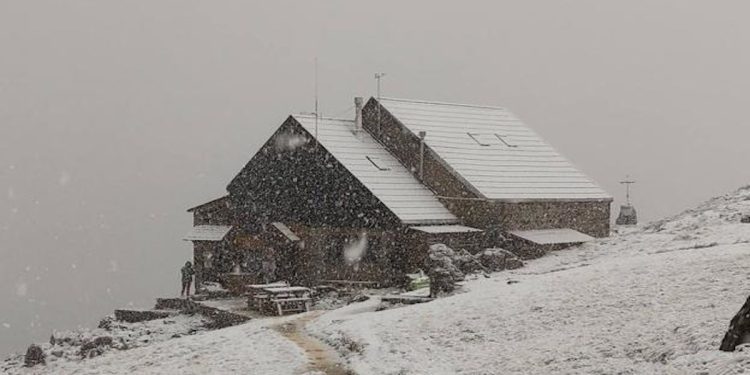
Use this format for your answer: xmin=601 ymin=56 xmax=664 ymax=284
xmin=427 ymin=244 xmax=466 ymax=297
xmin=347 ymin=293 xmax=370 ymax=304
xmin=427 ymin=244 xmax=464 ymax=281
xmin=741 ymin=214 xmax=750 ymax=223
xmin=429 ymin=267 xmax=457 ymax=297
xmin=476 ymin=248 xmax=524 ymax=272
xmin=24 ymin=344 xmax=45 ymax=367
xmin=79 ymin=336 xmax=113 ymax=358
xmin=114 ymin=309 xmax=174 ymax=323
xmin=720 ymin=295 xmax=750 ymax=351
xmin=454 ymin=249 xmax=485 ymax=274
xmin=98 ymin=316 xmax=114 ymax=330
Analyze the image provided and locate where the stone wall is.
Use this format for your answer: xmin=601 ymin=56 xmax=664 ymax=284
xmin=443 ymin=199 xmax=611 ymax=238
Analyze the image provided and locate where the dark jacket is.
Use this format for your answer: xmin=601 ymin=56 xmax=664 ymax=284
xmin=181 ymin=264 xmax=195 ymax=283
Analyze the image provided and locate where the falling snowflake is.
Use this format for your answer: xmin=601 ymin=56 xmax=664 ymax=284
xmin=16 ymin=282 xmax=27 ymax=297
xmin=59 ymin=171 xmax=71 ymax=186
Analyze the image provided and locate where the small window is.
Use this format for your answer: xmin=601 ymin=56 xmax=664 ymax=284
xmin=494 ymin=134 xmax=518 ymax=148
xmin=366 ymin=156 xmax=391 ymax=171
xmin=467 ymin=132 xmax=490 ymax=146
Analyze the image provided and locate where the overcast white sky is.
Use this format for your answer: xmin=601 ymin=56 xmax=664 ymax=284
xmin=2 ymin=1 xmax=750 ymax=354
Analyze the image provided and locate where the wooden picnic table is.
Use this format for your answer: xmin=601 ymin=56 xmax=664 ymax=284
xmin=251 ymin=286 xmax=312 ymax=316
xmin=246 ymin=282 xmax=289 ymax=293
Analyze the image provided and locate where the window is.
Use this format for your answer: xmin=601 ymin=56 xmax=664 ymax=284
xmin=494 ymin=134 xmax=518 ymax=148
xmin=467 ymin=132 xmax=518 ymax=148
xmin=467 ymin=132 xmax=490 ymax=146
xmin=366 ymin=156 xmax=391 ymax=171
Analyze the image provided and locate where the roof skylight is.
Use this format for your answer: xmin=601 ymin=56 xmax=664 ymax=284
xmin=468 ymin=132 xmax=517 ymax=148
xmin=366 ymin=156 xmax=391 ymax=171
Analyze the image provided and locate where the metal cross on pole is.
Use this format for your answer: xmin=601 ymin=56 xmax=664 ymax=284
xmin=374 ymin=72 xmax=386 ymax=99
xmin=620 ymin=175 xmax=636 ymax=205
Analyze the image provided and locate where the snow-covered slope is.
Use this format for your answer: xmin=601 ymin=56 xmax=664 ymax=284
xmin=310 ymin=185 xmax=750 ymax=374
xmin=8 ymin=186 xmax=750 ymax=374
xmin=5 ymin=317 xmax=308 ymax=375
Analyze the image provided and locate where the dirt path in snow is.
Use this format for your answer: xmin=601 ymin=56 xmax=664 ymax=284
xmin=274 ymin=311 xmax=353 ymax=375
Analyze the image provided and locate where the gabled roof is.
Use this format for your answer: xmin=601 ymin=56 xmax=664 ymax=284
xmin=377 ymin=98 xmax=612 ymax=201
xmin=292 ymin=115 xmax=457 ymax=225
xmin=184 ymin=225 xmax=232 ymax=241
xmin=187 ymin=195 xmax=228 ymax=212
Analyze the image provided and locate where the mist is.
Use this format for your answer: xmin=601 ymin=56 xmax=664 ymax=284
xmin=2 ymin=0 xmax=750 ymax=354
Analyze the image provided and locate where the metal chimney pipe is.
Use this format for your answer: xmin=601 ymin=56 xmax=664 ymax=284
xmin=419 ymin=131 xmax=426 ymax=181
xmin=354 ymin=97 xmax=364 ymax=130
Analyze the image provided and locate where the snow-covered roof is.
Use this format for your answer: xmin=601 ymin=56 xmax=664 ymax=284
xmin=509 ymin=228 xmax=594 ymax=245
xmin=184 ymin=225 xmax=232 ymax=241
xmin=409 ymin=225 xmax=483 ymax=234
xmin=293 ymin=115 xmax=458 ymax=225
xmin=377 ymin=98 xmax=612 ymax=201
xmin=187 ymin=195 xmax=228 ymax=212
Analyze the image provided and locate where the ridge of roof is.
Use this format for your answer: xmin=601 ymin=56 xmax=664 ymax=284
xmin=378 ymin=97 xmax=507 ymax=111
xmin=292 ymin=114 xmax=354 ymax=122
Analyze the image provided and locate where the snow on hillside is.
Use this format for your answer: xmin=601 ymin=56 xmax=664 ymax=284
xmin=310 ymin=185 xmax=750 ymax=374
xmin=6 ymin=186 xmax=750 ymax=375
xmin=5 ymin=316 xmax=308 ymax=375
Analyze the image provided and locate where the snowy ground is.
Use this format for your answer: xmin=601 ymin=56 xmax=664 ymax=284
xmin=7 ymin=185 xmax=750 ymax=374
xmin=5 ymin=315 xmax=308 ymax=375
xmin=310 ymin=186 xmax=750 ymax=374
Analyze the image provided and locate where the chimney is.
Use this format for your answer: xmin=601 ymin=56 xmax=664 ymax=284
xmin=419 ymin=131 xmax=426 ymax=181
xmin=354 ymin=97 xmax=364 ymax=130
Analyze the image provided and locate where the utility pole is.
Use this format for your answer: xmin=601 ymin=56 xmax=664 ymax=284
xmin=314 ymin=57 xmax=319 ymax=147
xmin=620 ymin=175 xmax=636 ymax=206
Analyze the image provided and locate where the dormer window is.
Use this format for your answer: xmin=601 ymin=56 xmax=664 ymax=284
xmin=468 ymin=132 xmax=518 ymax=148
xmin=366 ymin=156 xmax=391 ymax=171
xmin=467 ymin=132 xmax=490 ymax=146
xmin=495 ymin=134 xmax=518 ymax=148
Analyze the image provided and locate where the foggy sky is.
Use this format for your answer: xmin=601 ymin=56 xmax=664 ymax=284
xmin=2 ymin=1 xmax=750 ymax=354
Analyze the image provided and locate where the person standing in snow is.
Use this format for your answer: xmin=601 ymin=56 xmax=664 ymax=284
xmin=180 ymin=261 xmax=195 ymax=298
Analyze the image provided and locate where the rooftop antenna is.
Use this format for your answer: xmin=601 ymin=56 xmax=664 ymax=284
xmin=314 ymin=57 xmax=319 ymax=147
xmin=620 ymin=175 xmax=636 ymax=205
xmin=375 ymin=72 xmax=386 ymax=132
